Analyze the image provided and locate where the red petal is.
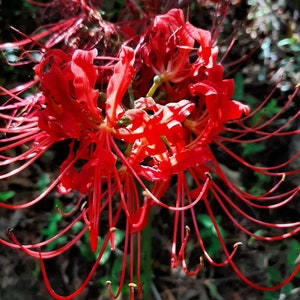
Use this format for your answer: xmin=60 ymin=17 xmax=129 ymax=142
xmin=106 ymin=46 xmax=135 ymax=126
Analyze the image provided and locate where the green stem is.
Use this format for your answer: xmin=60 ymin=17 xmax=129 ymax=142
xmin=146 ymin=75 xmax=164 ymax=98
xmin=141 ymin=210 xmax=152 ymax=300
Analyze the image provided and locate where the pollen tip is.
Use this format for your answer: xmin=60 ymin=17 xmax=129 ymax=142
xmin=80 ymin=201 xmax=87 ymax=211
xmin=233 ymin=242 xmax=243 ymax=248
xmin=205 ymin=172 xmax=212 ymax=180
xmin=281 ymin=173 xmax=286 ymax=182
xmin=6 ymin=227 xmax=14 ymax=235
xmin=128 ymin=282 xmax=137 ymax=288
xmin=153 ymin=74 xmax=164 ymax=85
xmin=109 ymin=227 xmax=117 ymax=232
xmin=296 ymin=83 xmax=300 ymax=88
xmin=185 ymin=225 xmax=190 ymax=233
xmin=105 ymin=280 xmax=112 ymax=285
xmin=142 ymin=190 xmax=149 ymax=197
xmin=199 ymin=256 xmax=204 ymax=266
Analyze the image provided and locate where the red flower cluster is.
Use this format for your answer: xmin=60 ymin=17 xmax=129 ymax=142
xmin=0 ymin=1 xmax=299 ymax=299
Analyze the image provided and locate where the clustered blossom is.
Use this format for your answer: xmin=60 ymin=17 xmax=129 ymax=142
xmin=0 ymin=1 xmax=300 ymax=299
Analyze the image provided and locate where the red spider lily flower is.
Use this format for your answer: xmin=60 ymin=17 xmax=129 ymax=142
xmin=143 ymin=82 xmax=300 ymax=289
xmin=130 ymin=9 xmax=300 ymax=295
xmin=1 ymin=4 xmax=300 ymax=300
xmin=0 ymin=0 xmax=116 ymax=60
xmin=0 ymin=43 xmax=163 ymax=299
xmin=189 ymin=64 xmax=250 ymax=139
xmin=114 ymin=97 xmax=195 ymax=178
xmin=35 ymin=48 xmax=102 ymax=139
xmin=137 ymin=8 xmax=219 ymax=100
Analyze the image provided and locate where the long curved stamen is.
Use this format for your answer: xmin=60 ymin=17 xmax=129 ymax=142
xmin=202 ymin=193 xmax=300 ymax=290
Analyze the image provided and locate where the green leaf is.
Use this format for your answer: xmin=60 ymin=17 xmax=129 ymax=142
xmin=282 ymin=282 xmax=293 ymax=295
xmin=197 ymin=214 xmax=214 ymax=228
xmin=111 ymin=254 xmax=124 ymax=280
xmin=254 ymin=171 xmax=271 ymax=185
xmin=79 ymin=242 xmax=95 ymax=261
xmin=197 ymin=214 xmax=225 ymax=256
xmin=99 ymin=243 xmax=111 ymax=265
xmin=99 ymin=230 xmax=125 ymax=265
xmin=78 ymin=229 xmax=125 ymax=265
xmin=278 ymin=37 xmax=296 ymax=47
xmin=233 ymin=73 xmax=244 ymax=100
xmin=241 ymin=142 xmax=266 ymax=157
xmin=267 ymin=266 xmax=281 ymax=283
xmin=286 ymin=239 xmax=300 ymax=267
xmin=264 ymin=290 xmax=278 ymax=300
xmin=72 ymin=221 xmax=85 ymax=234
xmin=204 ymin=281 xmax=224 ymax=300
xmin=41 ymin=212 xmax=64 ymax=250
xmin=206 ymin=237 xmax=222 ymax=257
xmin=0 ymin=191 xmax=15 ymax=202
xmin=114 ymin=230 xmax=125 ymax=247
xmin=197 ymin=215 xmax=225 ymax=237
xmin=248 ymin=229 xmax=266 ymax=246
xmin=36 ymin=173 xmax=50 ymax=191
xmin=264 ymin=99 xmax=281 ymax=117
